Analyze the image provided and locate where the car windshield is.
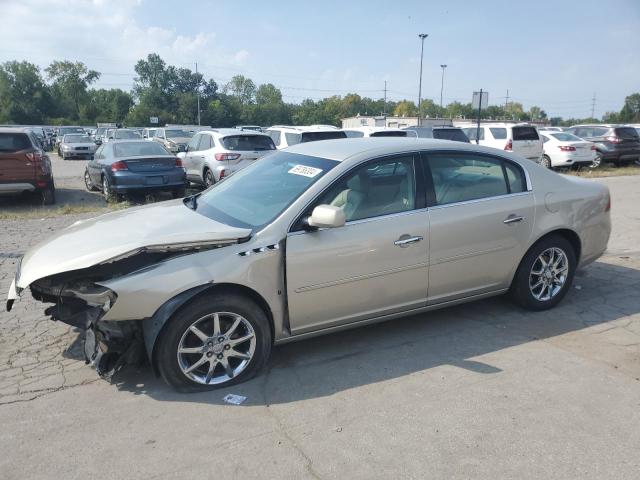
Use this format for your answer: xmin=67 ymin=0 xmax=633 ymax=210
xmin=65 ymin=135 xmax=91 ymax=143
xmin=221 ymin=134 xmax=276 ymax=151
xmin=300 ymin=131 xmax=347 ymax=142
xmin=59 ymin=127 xmax=85 ymax=135
xmin=194 ymin=151 xmax=338 ymax=229
xmin=551 ymin=132 xmax=582 ymax=142
xmin=114 ymin=130 xmax=141 ymax=139
xmin=166 ymin=129 xmax=190 ymax=138
xmin=95 ymin=128 xmax=107 ymax=135
xmin=113 ymin=142 xmax=170 ymax=157
xmin=370 ymin=131 xmax=407 ymax=137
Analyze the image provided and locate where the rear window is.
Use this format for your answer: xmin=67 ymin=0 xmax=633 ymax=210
xmin=489 ymin=128 xmax=507 ymax=139
xmin=615 ymin=127 xmax=640 ymax=140
xmin=512 ymin=126 xmax=539 ymax=141
xmin=59 ymin=127 xmax=85 ymax=135
xmin=433 ymin=128 xmax=469 ymax=142
xmin=221 ymin=135 xmax=276 ymax=151
xmin=0 ymin=133 xmax=32 ymax=152
xmin=65 ymin=135 xmax=91 ymax=143
xmin=551 ymin=133 xmax=582 ymax=142
xmin=114 ymin=130 xmax=142 ymax=139
xmin=300 ymin=131 xmax=347 ymax=142
xmin=113 ymin=142 xmax=169 ymax=157
xmin=370 ymin=130 xmax=407 ymax=137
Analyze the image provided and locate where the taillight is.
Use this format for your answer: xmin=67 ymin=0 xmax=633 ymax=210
xmin=605 ymin=136 xmax=622 ymax=144
xmin=26 ymin=150 xmax=49 ymax=175
xmin=215 ymin=153 xmax=241 ymax=161
xmin=111 ymin=160 xmax=128 ymax=172
xmin=175 ymin=158 xmax=184 ymax=168
xmin=558 ymin=145 xmax=576 ymax=152
xmin=504 ymin=139 xmax=512 ymax=151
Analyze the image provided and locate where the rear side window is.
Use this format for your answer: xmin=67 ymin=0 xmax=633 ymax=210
xmin=615 ymin=127 xmax=639 ymax=140
xmin=221 ymin=135 xmax=275 ymax=151
xmin=489 ymin=128 xmax=507 ymax=139
xmin=285 ymin=132 xmax=301 ymax=146
xmin=0 ymin=133 xmax=32 ymax=152
xmin=267 ymin=130 xmax=281 ymax=145
xmin=512 ymin=127 xmax=539 ymax=141
xmin=433 ymin=129 xmax=469 ymax=142
xmin=300 ymin=131 xmax=347 ymax=142
xmin=370 ymin=130 xmax=407 ymax=137
xmin=197 ymin=134 xmax=213 ymax=150
xmin=428 ymin=154 xmax=526 ymax=205
xmin=464 ymin=128 xmax=484 ymax=141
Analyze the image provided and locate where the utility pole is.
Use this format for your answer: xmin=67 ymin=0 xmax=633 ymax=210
xmin=439 ymin=64 xmax=447 ymax=112
xmin=195 ymin=62 xmax=201 ymax=126
xmin=476 ymin=88 xmax=483 ymax=145
xmin=383 ymin=80 xmax=387 ymax=116
xmin=591 ymin=92 xmax=596 ymax=119
xmin=417 ymin=33 xmax=428 ymax=126
xmin=504 ymin=89 xmax=509 ymax=110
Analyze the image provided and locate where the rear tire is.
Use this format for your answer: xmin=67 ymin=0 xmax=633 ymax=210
xmin=590 ymin=153 xmax=603 ymax=169
xmin=510 ymin=235 xmax=576 ymax=311
xmin=41 ymin=183 xmax=56 ymax=205
xmin=204 ymin=168 xmax=215 ymax=188
xmin=102 ymin=175 xmax=118 ymax=202
xmin=541 ymin=155 xmax=552 ymax=169
xmin=156 ymin=292 xmax=272 ymax=392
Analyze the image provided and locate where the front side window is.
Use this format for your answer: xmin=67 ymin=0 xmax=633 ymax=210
xmin=315 ymin=155 xmax=416 ymax=222
xmin=465 ymin=128 xmax=485 ymax=141
xmin=285 ymin=132 xmax=301 ymax=146
xmin=489 ymin=128 xmax=507 ymax=139
xmin=198 ymin=134 xmax=213 ymax=150
xmin=429 ymin=154 xmax=517 ymax=205
xmin=267 ymin=129 xmax=281 ymax=146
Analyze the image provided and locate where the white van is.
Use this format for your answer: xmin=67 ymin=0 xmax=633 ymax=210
xmin=462 ymin=123 xmax=543 ymax=163
xmin=342 ymin=127 xmax=409 ymax=138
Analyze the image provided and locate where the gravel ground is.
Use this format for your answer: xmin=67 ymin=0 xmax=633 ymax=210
xmin=0 ymin=170 xmax=638 ymax=479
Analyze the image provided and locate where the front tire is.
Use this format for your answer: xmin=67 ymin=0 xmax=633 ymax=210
xmin=590 ymin=152 xmax=603 ymax=169
xmin=41 ymin=183 xmax=56 ymax=205
xmin=510 ymin=235 xmax=576 ymax=311
xmin=84 ymin=169 xmax=98 ymax=191
xmin=156 ymin=292 xmax=272 ymax=392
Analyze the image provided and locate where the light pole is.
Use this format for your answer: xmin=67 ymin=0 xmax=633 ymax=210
xmin=417 ymin=33 xmax=428 ymax=125
xmin=439 ymin=64 xmax=447 ymax=114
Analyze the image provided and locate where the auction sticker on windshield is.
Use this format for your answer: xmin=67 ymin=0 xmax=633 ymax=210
xmin=288 ymin=165 xmax=323 ymax=178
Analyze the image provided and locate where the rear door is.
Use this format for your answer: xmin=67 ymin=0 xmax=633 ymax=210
xmin=614 ymin=127 xmax=640 ymax=158
xmin=511 ymin=126 xmax=542 ymax=161
xmin=0 ymin=133 xmax=34 ymax=185
xmin=183 ymin=133 xmax=203 ymax=180
xmin=424 ymin=151 xmax=534 ymax=303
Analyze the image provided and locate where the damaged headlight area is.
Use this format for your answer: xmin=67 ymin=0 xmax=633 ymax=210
xmin=28 ymin=250 xmax=194 ymax=379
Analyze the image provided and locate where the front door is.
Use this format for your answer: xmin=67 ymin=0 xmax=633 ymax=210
xmin=286 ymin=154 xmax=429 ymax=334
xmin=424 ymin=152 xmax=534 ymax=304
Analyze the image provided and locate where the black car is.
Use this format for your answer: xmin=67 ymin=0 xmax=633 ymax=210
xmin=565 ymin=124 xmax=640 ymax=167
xmin=402 ymin=126 xmax=470 ymax=143
xmin=84 ymin=140 xmax=187 ymax=201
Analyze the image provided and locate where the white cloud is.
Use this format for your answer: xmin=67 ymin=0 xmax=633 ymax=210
xmin=0 ymin=0 xmax=249 ymax=88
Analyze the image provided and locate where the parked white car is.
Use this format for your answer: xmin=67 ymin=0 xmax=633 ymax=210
xmin=266 ymin=125 xmax=347 ymax=149
xmin=462 ymin=123 xmax=543 ymax=163
xmin=180 ymin=129 xmax=276 ymax=187
xmin=540 ymin=132 xmax=596 ymax=169
xmin=342 ymin=127 xmax=409 ymax=138
xmin=538 ymin=127 xmax=564 ymax=133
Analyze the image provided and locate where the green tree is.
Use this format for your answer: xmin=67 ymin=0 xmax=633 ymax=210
xmin=0 ymin=61 xmax=50 ymax=124
xmin=393 ymin=100 xmax=417 ymax=117
xmin=618 ymin=93 xmax=640 ymax=123
xmin=224 ymin=75 xmax=256 ymax=105
xmin=45 ymin=60 xmax=100 ymax=119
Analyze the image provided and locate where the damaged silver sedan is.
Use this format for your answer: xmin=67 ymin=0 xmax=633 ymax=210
xmin=6 ymin=139 xmax=611 ymax=391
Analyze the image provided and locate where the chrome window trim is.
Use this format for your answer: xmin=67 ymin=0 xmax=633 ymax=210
xmin=429 ymin=191 xmax=532 ymax=210
xmin=287 ymin=207 xmax=429 ymax=237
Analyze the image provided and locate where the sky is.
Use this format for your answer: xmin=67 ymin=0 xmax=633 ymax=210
xmin=1 ymin=0 xmax=639 ymax=119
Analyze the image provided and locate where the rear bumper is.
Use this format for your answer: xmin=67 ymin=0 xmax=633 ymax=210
xmin=600 ymin=147 xmax=640 ymax=162
xmin=0 ymin=179 xmax=53 ymax=195
xmin=111 ymin=171 xmax=186 ymax=191
xmin=549 ymin=151 xmax=596 ymax=167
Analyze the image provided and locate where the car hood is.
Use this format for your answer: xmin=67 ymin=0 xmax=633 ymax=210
xmin=16 ymin=200 xmax=251 ymax=289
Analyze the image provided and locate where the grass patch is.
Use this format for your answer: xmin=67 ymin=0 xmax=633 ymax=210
xmin=565 ymin=164 xmax=640 ymax=178
xmin=0 ymin=201 xmax=132 ymax=220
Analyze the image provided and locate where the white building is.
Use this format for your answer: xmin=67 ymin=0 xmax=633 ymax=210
xmin=341 ymin=115 xmax=453 ymax=129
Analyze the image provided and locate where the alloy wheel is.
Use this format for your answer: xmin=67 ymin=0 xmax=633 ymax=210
xmin=590 ymin=154 xmax=602 ymax=169
xmin=541 ymin=155 xmax=551 ymax=169
xmin=177 ymin=312 xmax=256 ymax=385
xmin=529 ymin=247 xmax=569 ymax=301
xmin=205 ymin=169 xmax=214 ymax=187
xmin=84 ymin=170 xmax=93 ymax=191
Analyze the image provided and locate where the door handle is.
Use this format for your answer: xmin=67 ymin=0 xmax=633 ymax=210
xmin=503 ymin=215 xmax=525 ymax=224
xmin=394 ymin=235 xmax=423 ymax=247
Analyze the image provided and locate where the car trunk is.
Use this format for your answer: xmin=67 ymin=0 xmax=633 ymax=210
xmin=512 ymin=126 xmax=542 ymax=160
xmin=123 ymin=156 xmax=178 ymax=172
xmin=565 ymin=141 xmax=594 ymax=160
xmin=0 ymin=133 xmax=35 ymax=183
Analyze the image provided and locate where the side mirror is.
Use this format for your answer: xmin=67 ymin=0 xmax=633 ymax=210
xmin=307 ymin=205 xmax=346 ymax=229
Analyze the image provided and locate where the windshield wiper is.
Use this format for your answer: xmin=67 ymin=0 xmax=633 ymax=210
xmin=184 ymin=194 xmax=199 ymax=210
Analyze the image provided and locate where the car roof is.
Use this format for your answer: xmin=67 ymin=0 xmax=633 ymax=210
xmin=284 ymin=137 xmax=526 ymax=162
xmin=345 ymin=126 xmax=405 ymax=133
xmin=0 ymin=127 xmax=30 ymax=134
xmin=268 ymin=125 xmax=339 ymax=133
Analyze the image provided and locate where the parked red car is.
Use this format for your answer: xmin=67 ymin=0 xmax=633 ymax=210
xmin=0 ymin=127 xmax=55 ymax=204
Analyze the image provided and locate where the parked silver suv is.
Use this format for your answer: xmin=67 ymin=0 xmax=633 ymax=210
xmin=180 ymin=128 xmax=276 ymax=187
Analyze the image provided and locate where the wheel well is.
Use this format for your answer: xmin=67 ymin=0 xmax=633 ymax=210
xmin=540 ymin=229 xmax=582 ymax=263
xmin=149 ymin=283 xmax=275 ymax=369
